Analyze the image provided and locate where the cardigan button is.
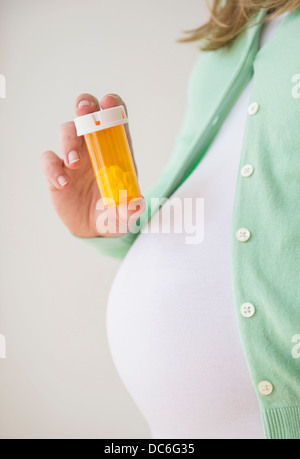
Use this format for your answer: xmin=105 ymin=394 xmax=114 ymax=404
xmin=241 ymin=165 xmax=254 ymax=177
xmin=240 ymin=303 xmax=256 ymax=318
xmin=258 ymin=381 xmax=273 ymax=396
xmin=236 ymin=228 xmax=251 ymax=242
xmin=248 ymin=102 xmax=260 ymax=115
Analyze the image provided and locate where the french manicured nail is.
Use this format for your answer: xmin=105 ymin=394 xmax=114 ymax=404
xmin=57 ymin=175 xmax=69 ymax=187
xmin=68 ymin=150 xmax=80 ymax=164
xmin=78 ymin=100 xmax=91 ymax=108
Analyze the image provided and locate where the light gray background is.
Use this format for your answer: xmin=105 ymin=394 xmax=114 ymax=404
xmin=0 ymin=0 xmax=208 ymax=439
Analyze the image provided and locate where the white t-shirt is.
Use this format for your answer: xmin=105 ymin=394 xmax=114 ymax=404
xmin=106 ymin=12 xmax=289 ymax=439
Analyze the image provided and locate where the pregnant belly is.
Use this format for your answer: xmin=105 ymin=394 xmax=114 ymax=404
xmin=106 ymin=227 xmax=264 ymax=439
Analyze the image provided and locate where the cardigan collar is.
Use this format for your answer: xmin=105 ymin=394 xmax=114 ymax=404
xmin=155 ymin=8 xmax=268 ymax=202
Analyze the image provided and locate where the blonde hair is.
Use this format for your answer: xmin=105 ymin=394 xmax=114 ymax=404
xmin=177 ymin=0 xmax=300 ymax=50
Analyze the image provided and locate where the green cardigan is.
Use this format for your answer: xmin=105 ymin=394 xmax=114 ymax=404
xmin=74 ymin=8 xmax=300 ymax=439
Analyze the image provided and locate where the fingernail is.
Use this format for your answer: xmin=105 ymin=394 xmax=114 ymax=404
xmin=68 ymin=150 xmax=80 ymax=164
xmin=100 ymin=94 xmax=119 ymax=107
xmin=57 ymin=175 xmax=69 ymax=187
xmin=78 ymin=100 xmax=91 ymax=108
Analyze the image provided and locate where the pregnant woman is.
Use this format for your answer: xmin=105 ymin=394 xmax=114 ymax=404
xmin=40 ymin=1 xmax=300 ymax=439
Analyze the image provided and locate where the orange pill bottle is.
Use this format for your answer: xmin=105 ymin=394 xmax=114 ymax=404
xmin=74 ymin=105 xmax=143 ymax=208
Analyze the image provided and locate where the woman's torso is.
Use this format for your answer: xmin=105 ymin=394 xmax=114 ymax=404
xmin=106 ymin=12 xmax=288 ymax=439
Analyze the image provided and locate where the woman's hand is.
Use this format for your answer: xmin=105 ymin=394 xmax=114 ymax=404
xmin=40 ymin=93 xmax=145 ymax=238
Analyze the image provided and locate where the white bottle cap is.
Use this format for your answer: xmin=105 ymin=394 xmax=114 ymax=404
xmin=74 ymin=105 xmax=128 ymax=136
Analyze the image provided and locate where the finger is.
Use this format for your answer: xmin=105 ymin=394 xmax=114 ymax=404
xmin=40 ymin=150 xmax=70 ymax=191
xmin=75 ymin=93 xmax=100 ymax=117
xmin=100 ymin=93 xmax=136 ymax=172
xmin=100 ymin=93 xmax=128 ymax=113
xmin=60 ymin=121 xmax=84 ymax=169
